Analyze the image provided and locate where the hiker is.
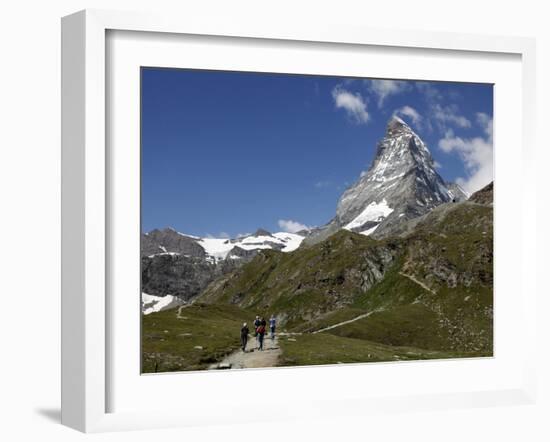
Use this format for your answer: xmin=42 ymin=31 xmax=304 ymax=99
xmin=256 ymin=318 xmax=266 ymax=351
xmin=253 ymin=316 xmax=261 ymax=349
xmin=240 ymin=322 xmax=249 ymax=352
xmin=269 ymin=315 xmax=276 ymax=341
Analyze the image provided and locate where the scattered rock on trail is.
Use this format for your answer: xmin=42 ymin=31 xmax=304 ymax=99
xmin=215 ymin=363 xmax=232 ymax=369
xmin=209 ymin=337 xmax=282 ymax=369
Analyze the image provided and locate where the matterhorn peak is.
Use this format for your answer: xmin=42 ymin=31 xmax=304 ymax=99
xmin=305 ymin=114 xmax=459 ymax=244
xmin=386 ymin=115 xmax=412 ymax=136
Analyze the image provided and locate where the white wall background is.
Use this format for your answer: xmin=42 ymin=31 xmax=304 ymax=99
xmin=0 ymin=1 xmax=547 ymax=440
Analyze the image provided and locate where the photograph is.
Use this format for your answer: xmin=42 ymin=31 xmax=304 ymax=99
xmin=140 ymin=68 xmax=494 ymax=373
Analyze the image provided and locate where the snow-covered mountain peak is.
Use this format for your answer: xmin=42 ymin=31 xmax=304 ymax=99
xmin=386 ymin=115 xmax=413 ymax=136
xmin=142 ymin=227 xmax=305 ymax=261
xmin=251 ymin=228 xmax=273 ymax=238
xmin=307 ymin=116 xmax=466 ymax=243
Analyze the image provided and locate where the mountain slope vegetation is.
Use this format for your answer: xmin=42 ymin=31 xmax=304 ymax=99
xmin=198 ymin=195 xmax=493 ymax=356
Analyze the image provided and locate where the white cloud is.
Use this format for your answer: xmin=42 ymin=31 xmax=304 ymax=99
xmin=433 ymin=160 xmax=442 ymax=169
xmin=393 ymin=105 xmax=422 ymax=127
xmin=314 ymin=180 xmax=331 ymax=188
xmin=476 ymin=112 xmax=493 ymax=138
xmin=438 ymin=115 xmax=493 ymax=193
xmin=366 ymin=79 xmax=409 ymax=107
xmin=331 ymin=86 xmax=370 ymax=124
xmin=415 ymin=82 xmax=443 ymax=102
xmin=433 ymin=103 xmax=471 ymax=129
xmin=278 ymin=219 xmax=310 ymax=233
xmin=415 ymin=83 xmax=472 ymax=134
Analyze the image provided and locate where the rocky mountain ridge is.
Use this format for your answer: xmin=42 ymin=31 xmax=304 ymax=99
xmin=142 ymin=227 xmax=304 ymax=261
xmin=306 ymin=116 xmax=468 ymax=244
xmin=141 ymin=227 xmax=305 ymax=303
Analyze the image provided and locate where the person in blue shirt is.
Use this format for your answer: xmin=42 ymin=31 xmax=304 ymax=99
xmin=269 ymin=315 xmax=276 ymax=341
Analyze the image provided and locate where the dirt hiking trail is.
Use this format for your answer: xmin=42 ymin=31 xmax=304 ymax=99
xmin=312 ymin=312 xmax=374 ymax=334
xmin=399 ymin=271 xmax=437 ymax=294
xmin=210 ymin=335 xmax=281 ymax=369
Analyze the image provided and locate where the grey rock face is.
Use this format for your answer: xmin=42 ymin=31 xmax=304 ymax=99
xmin=307 ymin=116 xmax=464 ymax=243
xmin=251 ymin=228 xmax=273 ymax=237
xmin=140 ymin=227 xmax=302 ymax=299
xmin=226 ymin=246 xmax=260 ymax=260
xmin=141 ymin=227 xmax=205 ymax=258
xmin=141 ymin=254 xmax=213 ymax=300
xmin=446 ymin=182 xmax=469 ymax=202
xmin=141 ymin=254 xmax=243 ymax=301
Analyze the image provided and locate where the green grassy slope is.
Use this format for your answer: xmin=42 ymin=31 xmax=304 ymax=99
xmin=278 ymin=333 xmax=465 ymax=367
xmin=403 ymin=203 xmax=493 ymax=288
xmin=144 ymin=197 xmax=493 ymax=372
xmin=200 ymin=230 xmax=400 ymax=328
xmin=142 ymin=303 xmax=259 ymax=373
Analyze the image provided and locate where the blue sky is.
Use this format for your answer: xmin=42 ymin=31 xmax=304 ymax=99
xmin=141 ymin=68 xmax=493 ymax=237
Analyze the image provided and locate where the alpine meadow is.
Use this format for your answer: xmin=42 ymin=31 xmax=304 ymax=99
xmin=140 ymin=69 xmax=493 ymax=373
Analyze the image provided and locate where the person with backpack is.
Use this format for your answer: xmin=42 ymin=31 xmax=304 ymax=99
xmin=253 ymin=315 xmax=261 ymax=349
xmin=240 ymin=322 xmax=249 ymax=352
xmin=256 ymin=318 xmax=267 ymax=351
xmin=269 ymin=315 xmax=276 ymax=341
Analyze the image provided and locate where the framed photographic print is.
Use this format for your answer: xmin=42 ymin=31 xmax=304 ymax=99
xmin=61 ymin=9 xmax=537 ymax=432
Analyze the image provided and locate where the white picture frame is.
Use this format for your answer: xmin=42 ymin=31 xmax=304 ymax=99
xmin=61 ymin=9 xmax=537 ymax=433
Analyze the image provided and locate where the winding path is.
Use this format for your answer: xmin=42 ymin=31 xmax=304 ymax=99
xmin=310 ymin=272 xmax=436 ymax=335
xmin=312 ymin=312 xmax=374 ymax=334
xmin=399 ymin=272 xmax=436 ymax=294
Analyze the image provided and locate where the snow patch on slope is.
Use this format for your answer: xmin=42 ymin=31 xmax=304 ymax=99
xmin=198 ymin=238 xmax=234 ymax=260
xmin=142 ymin=293 xmax=184 ymax=315
xmin=344 ymin=199 xmax=394 ymax=231
xmin=198 ymin=232 xmax=305 ymax=259
xmin=147 ymin=252 xmax=181 ymax=258
xmin=360 ymin=225 xmax=379 ymax=236
xmin=272 ymin=232 xmax=304 ymax=252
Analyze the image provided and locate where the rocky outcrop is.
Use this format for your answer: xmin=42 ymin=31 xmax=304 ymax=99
xmin=226 ymin=246 xmax=261 ymax=260
xmin=141 ymin=254 xmax=244 ymax=301
xmin=141 ymin=228 xmax=205 ymax=258
xmin=446 ymin=182 xmax=469 ymax=202
xmin=469 ymin=181 xmax=493 ymax=205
